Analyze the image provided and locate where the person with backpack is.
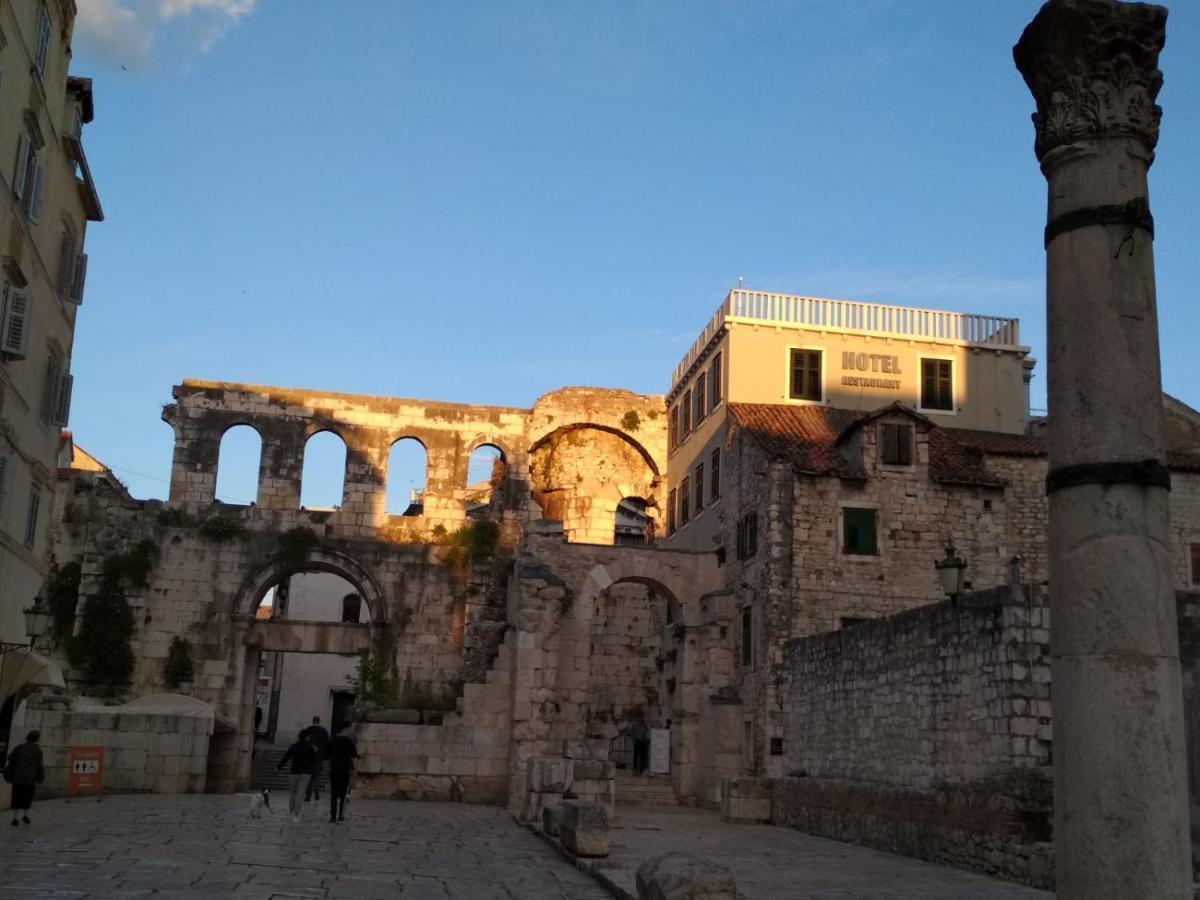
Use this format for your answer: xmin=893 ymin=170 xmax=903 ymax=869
xmin=325 ymin=722 xmax=359 ymax=823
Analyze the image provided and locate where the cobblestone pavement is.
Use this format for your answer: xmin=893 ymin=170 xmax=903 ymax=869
xmin=0 ymin=795 xmax=612 ymax=899
xmin=577 ymin=807 xmax=1054 ymax=900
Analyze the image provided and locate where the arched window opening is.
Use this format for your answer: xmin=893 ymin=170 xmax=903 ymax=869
xmin=386 ymin=437 xmax=427 ymax=516
xmin=615 ymin=497 xmax=650 ymax=546
xmin=299 ymin=430 xmax=346 ymax=509
xmin=466 ymin=444 xmax=506 ymax=517
xmin=253 ymin=570 xmax=370 ymax=744
xmin=215 ymin=424 xmax=262 ymax=505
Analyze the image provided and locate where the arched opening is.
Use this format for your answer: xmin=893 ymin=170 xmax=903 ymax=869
xmin=385 ymin=437 xmax=427 ymax=516
xmin=215 ymin=424 xmax=262 ymax=505
xmin=466 ymin=443 xmax=506 ymax=517
xmin=615 ymin=497 xmax=651 ymax=545
xmin=299 ymin=430 xmax=346 ymax=509
xmin=252 ymin=570 xmax=371 ymax=750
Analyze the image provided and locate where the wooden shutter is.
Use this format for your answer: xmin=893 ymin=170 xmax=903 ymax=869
xmin=695 ymin=373 xmax=706 ymax=423
xmin=667 ymin=490 xmax=677 ymax=533
xmin=53 ymin=373 xmax=73 ymax=426
xmin=680 ymin=477 xmax=690 ymax=523
xmin=682 ymin=391 xmax=692 ymax=435
xmin=710 ymin=353 xmax=722 ymax=408
xmin=1 ymin=289 xmax=30 ymax=357
xmin=936 ymin=361 xmax=952 ymax=409
xmin=24 ymin=484 xmax=41 ymax=548
xmin=1192 ymin=544 xmax=1200 ymax=586
xmin=791 ymin=350 xmax=821 ymax=400
xmin=0 ymin=452 xmax=8 ymax=514
xmin=58 ymin=231 xmax=76 ymax=296
xmin=41 ymin=355 xmax=61 ymax=422
xmin=881 ymin=424 xmax=899 ymax=463
xmin=711 ymin=448 xmax=721 ymax=500
xmin=669 ymin=406 xmax=678 ymax=450
xmin=694 ymin=463 xmax=704 ymax=510
xmin=69 ymin=253 xmax=88 ymax=305
xmin=35 ymin=4 xmax=51 ymax=77
xmin=28 ymin=161 xmax=45 ymax=222
xmin=13 ymin=134 xmax=30 ymax=200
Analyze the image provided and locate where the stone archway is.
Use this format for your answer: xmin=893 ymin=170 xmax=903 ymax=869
xmin=236 ymin=546 xmax=389 ymax=624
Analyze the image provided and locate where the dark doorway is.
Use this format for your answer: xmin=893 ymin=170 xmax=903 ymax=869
xmin=330 ymin=690 xmax=355 ymax=732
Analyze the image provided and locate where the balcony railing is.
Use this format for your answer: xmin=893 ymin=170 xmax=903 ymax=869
xmin=670 ymin=289 xmax=1023 ymax=390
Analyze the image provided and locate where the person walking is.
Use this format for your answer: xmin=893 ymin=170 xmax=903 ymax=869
xmin=628 ymin=716 xmax=651 ymax=775
xmin=300 ymin=716 xmax=330 ymax=802
xmin=276 ymin=729 xmax=318 ymax=822
xmin=4 ymin=730 xmax=45 ymax=826
xmin=326 ymin=722 xmax=359 ymax=823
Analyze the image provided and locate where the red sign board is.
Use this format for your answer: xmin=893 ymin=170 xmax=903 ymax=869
xmin=68 ymin=746 xmax=103 ymax=794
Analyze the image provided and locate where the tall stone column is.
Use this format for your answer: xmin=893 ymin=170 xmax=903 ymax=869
xmin=1014 ymin=2 xmax=1190 ymax=896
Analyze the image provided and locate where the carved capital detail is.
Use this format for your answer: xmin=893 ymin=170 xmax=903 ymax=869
xmin=1014 ymin=0 xmax=1166 ymax=162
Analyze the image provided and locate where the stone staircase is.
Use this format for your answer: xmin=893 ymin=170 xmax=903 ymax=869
xmin=615 ymin=771 xmax=678 ymax=807
xmin=249 ymin=745 xmax=293 ymax=792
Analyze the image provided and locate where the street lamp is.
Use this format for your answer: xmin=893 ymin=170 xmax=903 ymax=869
xmin=934 ymin=545 xmax=968 ymax=603
xmin=22 ymin=594 xmax=52 ymax=649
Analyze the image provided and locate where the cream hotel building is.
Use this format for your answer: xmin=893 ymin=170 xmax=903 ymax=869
xmin=663 ymin=288 xmax=1033 ymax=551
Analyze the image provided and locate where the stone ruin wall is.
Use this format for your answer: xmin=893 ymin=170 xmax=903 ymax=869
xmin=776 ymin=584 xmax=1055 ymax=888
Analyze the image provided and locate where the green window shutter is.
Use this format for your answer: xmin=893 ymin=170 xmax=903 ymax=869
xmin=843 ymin=508 xmax=877 ymax=555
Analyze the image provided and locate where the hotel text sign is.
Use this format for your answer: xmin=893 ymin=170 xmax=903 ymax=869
xmin=841 ymin=352 xmax=902 ymax=390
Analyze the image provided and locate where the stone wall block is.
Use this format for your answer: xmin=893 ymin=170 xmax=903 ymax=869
xmin=559 ymin=799 xmax=610 ymax=857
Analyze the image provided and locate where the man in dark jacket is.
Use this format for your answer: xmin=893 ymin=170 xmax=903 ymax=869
xmin=5 ymin=730 xmax=45 ymax=826
xmin=300 ymin=716 xmax=330 ymax=802
xmin=325 ymin=722 xmax=359 ymax=823
xmin=276 ymin=730 xmax=318 ymax=821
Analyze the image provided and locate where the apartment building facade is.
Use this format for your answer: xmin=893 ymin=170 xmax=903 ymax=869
xmin=0 ymin=0 xmax=101 ymax=645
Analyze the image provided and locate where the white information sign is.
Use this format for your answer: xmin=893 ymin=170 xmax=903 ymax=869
xmin=649 ymin=728 xmax=671 ymax=774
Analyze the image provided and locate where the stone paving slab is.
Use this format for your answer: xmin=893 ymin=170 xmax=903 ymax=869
xmin=0 ymin=795 xmax=611 ymax=899
xmin=537 ymin=806 xmax=1055 ymax=899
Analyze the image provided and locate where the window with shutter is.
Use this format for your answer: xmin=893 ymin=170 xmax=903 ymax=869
xmin=679 ymin=476 xmax=690 ymax=524
xmin=741 ymin=606 xmax=753 ymax=666
xmin=694 ymin=463 xmax=704 ymax=512
xmin=709 ymin=353 xmax=722 ymax=410
xmin=0 ymin=451 xmax=9 ymax=515
xmin=843 ymin=507 xmax=878 ymax=555
xmin=28 ymin=161 xmax=45 ymax=222
xmin=1192 ymin=544 xmax=1200 ymax=586
xmin=880 ymin=424 xmax=914 ymax=465
xmin=710 ymin=448 xmax=721 ymax=501
xmin=41 ymin=354 xmax=62 ymax=422
xmin=695 ymin=373 xmax=707 ymax=425
xmin=69 ymin=253 xmax=88 ymax=304
xmin=789 ymin=349 xmax=822 ymax=401
xmin=921 ymin=359 xmax=954 ymax=411
xmin=667 ymin=489 xmax=676 ymax=533
xmin=668 ymin=406 xmax=679 ymax=451
xmin=1 ymin=289 xmax=30 ymax=358
xmin=13 ymin=133 xmax=31 ymax=200
xmin=58 ymin=230 xmax=76 ymax=297
xmin=53 ymin=373 xmax=73 ymax=426
xmin=682 ymin=390 xmax=692 ymax=436
xmin=34 ymin=4 xmax=51 ymax=78
xmin=24 ymin=483 xmax=42 ymax=549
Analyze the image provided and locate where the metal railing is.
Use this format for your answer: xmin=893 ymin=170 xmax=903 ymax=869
xmin=670 ymin=289 xmax=1023 ymax=391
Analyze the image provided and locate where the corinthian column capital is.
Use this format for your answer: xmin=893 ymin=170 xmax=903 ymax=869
xmin=1013 ymin=0 xmax=1167 ymax=163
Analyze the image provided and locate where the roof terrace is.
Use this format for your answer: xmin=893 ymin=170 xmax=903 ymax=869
xmin=670 ymin=288 xmax=1024 ymax=391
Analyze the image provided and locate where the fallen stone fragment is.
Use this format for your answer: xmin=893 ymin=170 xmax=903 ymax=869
xmin=635 ymin=851 xmax=736 ymax=900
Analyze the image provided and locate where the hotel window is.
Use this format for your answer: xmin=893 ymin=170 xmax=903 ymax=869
xmin=679 ymin=477 xmax=690 ymax=525
xmin=710 ymin=448 xmax=721 ymax=502
xmin=741 ymin=606 xmax=753 ymax=666
xmin=667 ymin=489 xmax=677 ymax=533
xmin=695 ymin=372 xmax=707 ymax=425
xmin=921 ymin=359 xmax=954 ymax=411
xmin=789 ymin=349 xmax=822 ymax=402
xmin=736 ymin=511 xmax=758 ymax=560
xmin=880 ymin=424 xmax=914 ymax=465
xmin=709 ymin=352 xmax=722 ymax=410
xmin=842 ymin=507 xmax=878 ymax=556
xmin=682 ymin=390 xmax=692 ymax=436
xmin=669 ymin=405 xmax=679 ymax=451
xmin=694 ymin=463 xmax=704 ymax=512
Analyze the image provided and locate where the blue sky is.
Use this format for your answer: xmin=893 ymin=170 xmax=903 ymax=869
xmin=69 ymin=0 xmax=1200 ymax=503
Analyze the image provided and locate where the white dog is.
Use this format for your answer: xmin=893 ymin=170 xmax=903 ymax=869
xmin=248 ymin=788 xmax=270 ymax=819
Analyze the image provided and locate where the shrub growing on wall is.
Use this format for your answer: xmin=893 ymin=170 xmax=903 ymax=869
xmin=45 ymin=560 xmax=82 ymax=640
xmin=350 ymin=647 xmax=397 ymax=708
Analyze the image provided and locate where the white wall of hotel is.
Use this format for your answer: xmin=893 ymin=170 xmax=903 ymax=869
xmin=259 ymin=571 xmax=367 ymax=744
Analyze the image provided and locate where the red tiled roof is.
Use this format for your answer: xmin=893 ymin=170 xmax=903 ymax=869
xmin=726 ymin=404 xmax=869 ymax=478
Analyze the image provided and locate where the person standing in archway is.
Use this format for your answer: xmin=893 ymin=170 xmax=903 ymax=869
xmin=301 ymin=716 xmax=330 ymax=802
xmin=628 ymin=715 xmax=651 ymax=775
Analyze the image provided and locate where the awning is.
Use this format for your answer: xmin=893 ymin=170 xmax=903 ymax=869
xmin=0 ymin=649 xmax=66 ymax=703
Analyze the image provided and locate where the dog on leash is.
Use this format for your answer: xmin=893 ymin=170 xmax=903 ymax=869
xmin=248 ymin=788 xmax=270 ymax=819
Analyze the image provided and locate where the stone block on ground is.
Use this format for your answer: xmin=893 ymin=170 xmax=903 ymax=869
xmin=636 ymin=851 xmax=736 ymax=900
xmin=559 ymin=799 xmax=610 ymax=857
xmin=542 ymin=801 xmax=562 ymax=836
xmin=523 ymin=790 xmax=563 ymax=822
xmin=720 ymin=776 xmax=773 ymax=824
